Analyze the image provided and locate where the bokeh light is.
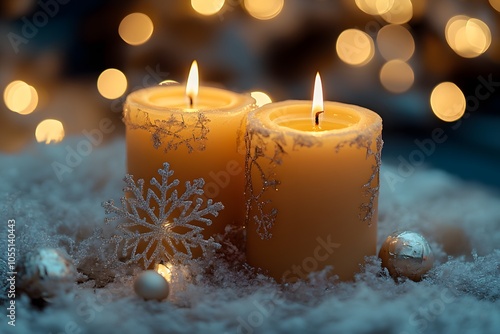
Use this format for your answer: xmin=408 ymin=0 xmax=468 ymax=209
xmin=411 ymin=0 xmax=427 ymax=20
xmin=35 ymin=119 xmax=65 ymax=144
xmin=430 ymin=82 xmax=466 ymax=122
xmin=355 ymin=0 xmax=394 ymax=15
xmin=380 ymin=60 xmax=414 ymax=93
xmin=22 ymin=85 xmax=38 ymax=115
xmin=3 ymin=80 xmax=39 ymax=115
xmin=489 ymin=0 xmax=500 ymax=12
xmin=446 ymin=16 xmax=468 ymax=53
xmin=251 ymin=91 xmax=272 ymax=107
xmin=244 ymin=0 xmax=284 ymax=20
xmin=97 ymin=69 xmax=128 ymax=99
xmin=118 ymin=13 xmax=154 ymax=46
xmin=466 ymin=19 xmax=491 ymax=54
xmin=191 ymin=0 xmax=225 ymax=16
xmin=159 ymin=80 xmax=180 ymax=86
xmin=380 ymin=0 xmax=413 ymax=24
xmin=445 ymin=16 xmax=491 ymax=58
xmin=336 ymin=29 xmax=375 ymax=66
xmin=377 ymin=24 xmax=415 ymax=61
xmin=155 ymin=263 xmax=172 ymax=281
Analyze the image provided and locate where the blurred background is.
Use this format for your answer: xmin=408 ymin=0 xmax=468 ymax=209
xmin=1 ymin=0 xmax=499 ymax=188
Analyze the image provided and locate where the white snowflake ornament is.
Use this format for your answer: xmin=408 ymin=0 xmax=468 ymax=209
xmin=103 ymin=162 xmax=223 ymax=268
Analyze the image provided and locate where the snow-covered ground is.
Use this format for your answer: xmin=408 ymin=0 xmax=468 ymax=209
xmin=1 ymin=138 xmax=499 ymax=334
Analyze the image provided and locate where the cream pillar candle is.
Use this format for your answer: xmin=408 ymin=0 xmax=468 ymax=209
xmin=123 ymin=62 xmax=255 ymax=263
xmin=245 ymin=74 xmax=382 ymax=282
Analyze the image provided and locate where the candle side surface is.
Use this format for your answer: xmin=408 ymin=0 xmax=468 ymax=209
xmin=245 ymin=100 xmax=382 ymax=282
xmin=124 ymin=85 xmax=255 ymax=266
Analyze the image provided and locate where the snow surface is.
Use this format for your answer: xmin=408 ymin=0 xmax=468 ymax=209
xmin=0 ymin=137 xmax=499 ymax=334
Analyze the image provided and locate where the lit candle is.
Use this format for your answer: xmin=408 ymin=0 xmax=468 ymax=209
xmin=124 ymin=61 xmax=255 ymax=262
xmin=245 ymin=73 xmax=382 ymax=282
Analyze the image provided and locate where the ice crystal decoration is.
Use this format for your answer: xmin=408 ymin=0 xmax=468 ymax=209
xmin=102 ymin=162 xmax=223 ymax=268
xmin=124 ymin=109 xmax=210 ymax=153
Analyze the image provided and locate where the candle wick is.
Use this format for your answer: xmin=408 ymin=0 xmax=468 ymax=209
xmin=188 ymin=95 xmax=193 ymax=108
xmin=315 ymin=111 xmax=324 ymax=127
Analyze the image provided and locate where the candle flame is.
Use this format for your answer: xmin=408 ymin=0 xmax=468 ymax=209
xmin=312 ymin=72 xmax=324 ymax=126
xmin=186 ymin=60 xmax=199 ymax=107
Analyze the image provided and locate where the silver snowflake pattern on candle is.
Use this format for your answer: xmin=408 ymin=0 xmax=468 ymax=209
xmin=244 ymin=129 xmax=284 ymax=240
xmin=123 ymin=109 xmax=210 ymax=153
xmin=334 ymin=133 xmax=383 ymax=226
xmin=102 ymin=162 xmax=223 ymax=268
xmin=245 ymin=127 xmax=382 ymax=240
xmin=360 ymin=133 xmax=383 ymax=226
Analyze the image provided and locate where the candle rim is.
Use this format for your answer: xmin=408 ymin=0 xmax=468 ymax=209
xmin=247 ymin=100 xmax=382 ymax=137
xmin=125 ymin=85 xmax=256 ymax=114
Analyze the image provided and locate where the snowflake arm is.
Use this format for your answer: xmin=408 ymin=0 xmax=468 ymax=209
xmin=102 ymin=162 xmax=223 ymax=268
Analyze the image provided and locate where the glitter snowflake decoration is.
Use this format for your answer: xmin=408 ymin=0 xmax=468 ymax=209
xmin=102 ymin=162 xmax=223 ymax=268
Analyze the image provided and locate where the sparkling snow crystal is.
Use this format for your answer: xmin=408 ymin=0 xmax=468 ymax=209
xmin=102 ymin=162 xmax=223 ymax=268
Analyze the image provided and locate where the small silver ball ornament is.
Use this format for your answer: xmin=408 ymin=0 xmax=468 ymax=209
xmin=17 ymin=248 xmax=76 ymax=299
xmin=134 ymin=270 xmax=170 ymax=301
xmin=379 ymin=231 xmax=434 ymax=281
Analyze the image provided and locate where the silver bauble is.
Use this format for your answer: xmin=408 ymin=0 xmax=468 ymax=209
xmin=17 ymin=248 xmax=76 ymax=299
xmin=378 ymin=231 xmax=434 ymax=281
xmin=134 ymin=270 xmax=170 ymax=301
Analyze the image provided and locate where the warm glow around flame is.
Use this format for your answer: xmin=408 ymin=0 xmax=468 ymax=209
xmin=312 ymin=72 xmax=324 ymax=125
xmin=186 ymin=60 xmax=199 ymax=107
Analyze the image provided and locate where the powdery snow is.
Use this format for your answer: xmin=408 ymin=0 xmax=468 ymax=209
xmin=0 ymin=138 xmax=499 ymax=334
